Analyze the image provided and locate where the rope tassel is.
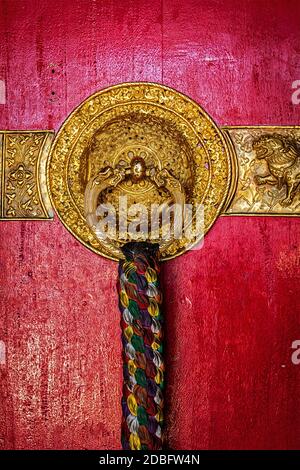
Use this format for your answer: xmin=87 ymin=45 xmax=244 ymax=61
xmin=117 ymin=242 xmax=164 ymax=450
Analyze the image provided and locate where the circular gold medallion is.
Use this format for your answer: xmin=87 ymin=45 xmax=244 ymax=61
xmin=47 ymin=82 xmax=231 ymax=261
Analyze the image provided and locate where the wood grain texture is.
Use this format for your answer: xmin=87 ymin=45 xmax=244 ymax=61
xmin=0 ymin=0 xmax=300 ymax=450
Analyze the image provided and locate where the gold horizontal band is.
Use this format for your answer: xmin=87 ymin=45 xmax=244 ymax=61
xmin=1 ymin=86 xmax=299 ymax=263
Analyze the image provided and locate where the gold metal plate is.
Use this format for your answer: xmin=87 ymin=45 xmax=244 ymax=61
xmin=3 ymin=88 xmax=298 ymax=256
xmin=47 ymin=83 xmax=232 ymax=261
xmin=223 ymin=126 xmax=300 ymax=215
xmin=0 ymin=131 xmax=54 ymax=220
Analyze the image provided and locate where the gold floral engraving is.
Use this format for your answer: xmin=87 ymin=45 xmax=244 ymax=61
xmin=0 ymin=131 xmax=54 ymax=220
xmin=47 ymin=83 xmax=232 ymax=261
xmin=223 ymin=126 xmax=300 ymax=215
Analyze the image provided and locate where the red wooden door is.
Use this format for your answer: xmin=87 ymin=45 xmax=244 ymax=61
xmin=0 ymin=0 xmax=299 ymax=449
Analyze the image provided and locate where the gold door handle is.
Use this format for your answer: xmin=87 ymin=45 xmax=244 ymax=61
xmin=84 ymin=156 xmax=186 ymax=255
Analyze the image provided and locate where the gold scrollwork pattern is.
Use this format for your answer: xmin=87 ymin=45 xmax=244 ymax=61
xmin=0 ymin=131 xmax=54 ymax=220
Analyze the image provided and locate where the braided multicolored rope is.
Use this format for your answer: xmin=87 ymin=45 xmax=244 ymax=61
xmin=117 ymin=242 xmax=164 ymax=450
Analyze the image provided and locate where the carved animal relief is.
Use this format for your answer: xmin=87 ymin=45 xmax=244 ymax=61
xmin=253 ymin=134 xmax=300 ymax=207
xmin=224 ymin=127 xmax=300 ymax=215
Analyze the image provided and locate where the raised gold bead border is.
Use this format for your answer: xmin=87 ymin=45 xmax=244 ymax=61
xmin=47 ymin=82 xmax=232 ymax=261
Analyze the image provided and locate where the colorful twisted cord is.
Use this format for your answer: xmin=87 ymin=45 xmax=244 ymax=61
xmin=117 ymin=242 xmax=164 ymax=450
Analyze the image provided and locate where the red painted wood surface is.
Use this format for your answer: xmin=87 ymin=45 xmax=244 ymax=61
xmin=0 ymin=0 xmax=300 ymax=450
